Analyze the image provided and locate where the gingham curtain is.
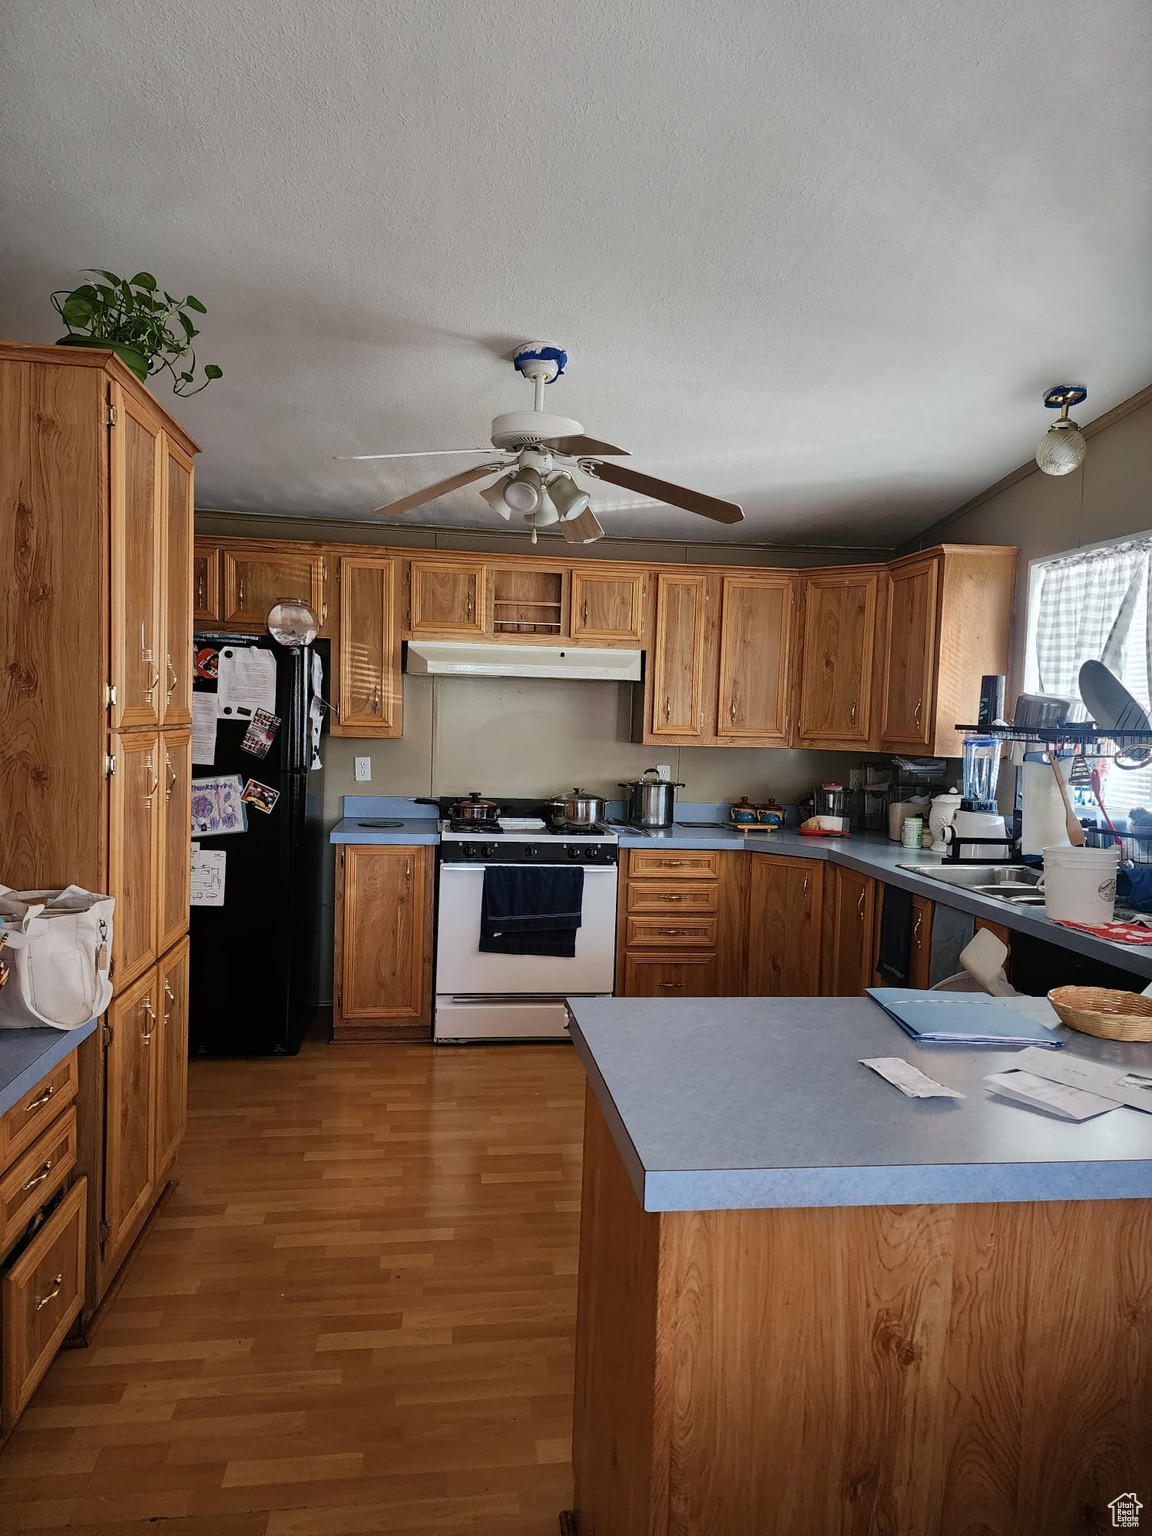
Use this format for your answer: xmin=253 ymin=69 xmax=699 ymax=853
xmin=1034 ymin=545 xmax=1148 ymax=715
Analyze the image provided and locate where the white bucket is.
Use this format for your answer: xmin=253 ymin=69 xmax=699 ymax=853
xmin=1039 ymin=845 xmax=1120 ymax=925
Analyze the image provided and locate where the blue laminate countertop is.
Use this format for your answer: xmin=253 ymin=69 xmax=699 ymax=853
xmin=324 ymin=798 xmax=1152 ymax=976
xmin=567 ymin=996 xmax=1152 ymax=1212
xmin=0 ymin=1020 xmax=97 ymax=1118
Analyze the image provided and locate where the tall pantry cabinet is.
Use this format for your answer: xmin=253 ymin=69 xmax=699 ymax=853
xmin=0 ymin=343 xmax=197 ymax=1315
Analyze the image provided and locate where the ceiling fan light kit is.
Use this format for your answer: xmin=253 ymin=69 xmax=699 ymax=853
xmin=364 ymin=342 xmax=744 ymax=542
xmin=1036 ymin=383 xmax=1088 ymax=476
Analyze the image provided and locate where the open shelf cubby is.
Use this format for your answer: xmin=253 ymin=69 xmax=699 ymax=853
xmin=491 ymin=567 xmax=565 ymax=634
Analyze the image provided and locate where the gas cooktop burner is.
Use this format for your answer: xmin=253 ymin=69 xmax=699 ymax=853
xmin=447 ymin=818 xmax=503 ymax=834
xmin=547 ymin=823 xmax=609 ymax=836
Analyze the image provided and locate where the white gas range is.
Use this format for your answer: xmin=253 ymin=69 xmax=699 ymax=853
xmin=434 ymin=817 xmax=619 ymax=1043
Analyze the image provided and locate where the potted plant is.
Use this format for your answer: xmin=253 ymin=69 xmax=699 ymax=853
xmin=52 ymin=268 xmax=223 ymax=396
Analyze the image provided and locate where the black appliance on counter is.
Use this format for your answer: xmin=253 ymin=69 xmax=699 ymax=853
xmin=189 ymin=634 xmax=329 ymax=1055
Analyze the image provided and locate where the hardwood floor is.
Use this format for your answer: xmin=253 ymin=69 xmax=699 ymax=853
xmin=0 ymin=1037 xmax=586 ymax=1535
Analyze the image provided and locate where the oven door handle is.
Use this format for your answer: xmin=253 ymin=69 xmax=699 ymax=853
xmin=439 ymin=863 xmax=618 ymax=873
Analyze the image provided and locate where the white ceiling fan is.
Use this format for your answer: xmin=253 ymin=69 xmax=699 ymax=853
xmin=337 ymin=343 xmax=744 ymax=544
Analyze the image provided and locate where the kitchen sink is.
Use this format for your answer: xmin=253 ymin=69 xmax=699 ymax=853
xmin=897 ymin=863 xmax=1046 ymax=905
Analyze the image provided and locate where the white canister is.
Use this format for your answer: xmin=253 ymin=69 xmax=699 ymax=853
xmin=927 ymin=789 xmax=963 ymax=851
xmin=1039 ymin=845 xmax=1120 ymax=926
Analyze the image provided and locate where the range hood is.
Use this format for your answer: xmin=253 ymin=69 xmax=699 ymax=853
xmin=404 ymin=641 xmax=642 ymax=682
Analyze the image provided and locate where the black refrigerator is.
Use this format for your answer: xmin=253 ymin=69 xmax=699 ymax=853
xmin=189 ymin=633 xmax=329 ymax=1055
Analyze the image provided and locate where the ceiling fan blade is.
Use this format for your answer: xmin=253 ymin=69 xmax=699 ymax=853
xmin=559 ymin=507 xmax=605 ymax=544
xmin=582 ymin=461 xmax=743 ymax=524
xmin=537 ymin=433 xmax=630 ymax=457
xmin=372 ymin=463 xmax=506 ymax=517
xmin=337 ymin=447 xmax=495 ymax=461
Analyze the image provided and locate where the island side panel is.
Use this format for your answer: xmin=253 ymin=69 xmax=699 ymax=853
xmin=573 ymin=1088 xmax=669 ymax=1536
xmin=572 ymin=1097 xmax=1152 ymax=1535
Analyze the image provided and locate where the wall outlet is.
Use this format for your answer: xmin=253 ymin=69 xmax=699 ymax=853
xmin=354 ymin=756 xmax=372 ymax=782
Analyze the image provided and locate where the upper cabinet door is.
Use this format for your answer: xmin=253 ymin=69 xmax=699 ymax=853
xmin=715 ymin=575 xmax=794 ymax=743
xmin=221 ymin=548 xmax=326 ymax=631
xmin=570 ymin=570 xmax=645 ymax=643
xmin=108 ymin=730 xmax=161 ymax=987
xmin=109 ymin=385 xmax=163 ymax=730
xmin=650 ymin=574 xmax=707 ymax=738
xmin=881 ymin=557 xmax=940 ymax=751
xmin=795 ymin=572 xmax=879 ymax=746
xmin=337 ymin=557 xmax=401 ymax=736
xmin=193 ymin=544 xmax=221 ymax=624
xmin=407 ymin=560 xmax=486 ymax=636
xmin=161 ymin=438 xmax=194 ymax=726
xmin=157 ymin=727 xmax=191 ymax=955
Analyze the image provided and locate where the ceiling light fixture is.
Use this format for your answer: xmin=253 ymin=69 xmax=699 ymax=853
xmin=546 ymin=471 xmax=590 ymax=521
xmin=478 ymin=473 xmax=515 ymax=519
xmin=1036 ymin=384 xmax=1088 ymax=476
xmin=503 ymin=466 xmax=544 ymax=514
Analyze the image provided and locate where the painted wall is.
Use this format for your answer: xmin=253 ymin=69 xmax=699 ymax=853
xmin=903 ymin=396 xmax=1152 ymax=697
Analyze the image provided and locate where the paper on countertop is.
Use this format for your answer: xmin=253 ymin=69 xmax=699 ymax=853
xmin=860 ymin=1057 xmax=966 ymax=1099
xmin=217 ymin=645 xmax=276 ymax=719
xmin=192 ymin=691 xmax=218 ymax=764
xmin=984 ymin=1068 xmax=1119 ymax=1121
xmin=1011 ymin=1045 xmax=1152 ymax=1113
xmin=190 ymin=848 xmax=226 ymax=906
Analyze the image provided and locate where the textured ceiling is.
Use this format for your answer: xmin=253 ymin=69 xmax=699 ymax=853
xmin=2 ymin=0 xmax=1150 ymax=547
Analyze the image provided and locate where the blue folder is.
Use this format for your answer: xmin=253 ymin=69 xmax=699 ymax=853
xmin=866 ymin=988 xmax=1064 ymax=1048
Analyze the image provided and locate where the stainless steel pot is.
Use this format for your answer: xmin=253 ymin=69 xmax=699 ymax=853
xmin=449 ymin=792 xmax=502 ymax=822
xmin=545 ymin=788 xmax=607 ymax=828
xmin=618 ymin=769 xmax=685 ymax=829
xmin=1011 ymin=693 xmax=1074 ymax=729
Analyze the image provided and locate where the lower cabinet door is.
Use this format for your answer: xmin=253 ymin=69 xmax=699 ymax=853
xmin=103 ymin=966 xmax=157 ymax=1263
xmin=825 ymin=867 xmax=877 ymax=996
xmin=154 ymin=939 xmax=189 ymax=1177
xmin=1 ymin=1177 xmax=86 ymax=1427
xmin=336 ymin=846 xmax=430 ymax=1029
xmin=747 ymin=856 xmax=824 ymax=996
xmin=623 ymin=953 xmax=721 ymax=997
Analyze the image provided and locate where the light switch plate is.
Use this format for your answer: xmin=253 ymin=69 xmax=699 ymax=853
xmin=354 ymin=756 xmax=371 ymax=782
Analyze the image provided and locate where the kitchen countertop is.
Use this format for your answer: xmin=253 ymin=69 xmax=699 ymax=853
xmin=329 ymin=797 xmax=1152 ymax=977
xmin=567 ymin=996 xmax=1152 ymax=1212
xmin=0 ymin=1019 xmax=98 ymax=1118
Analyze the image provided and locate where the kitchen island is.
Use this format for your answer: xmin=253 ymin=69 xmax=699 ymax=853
xmin=566 ymin=997 xmax=1152 ymax=1535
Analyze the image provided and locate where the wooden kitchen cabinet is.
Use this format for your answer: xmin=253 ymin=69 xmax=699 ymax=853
xmin=2 ymin=1177 xmax=86 ymax=1434
xmin=221 ymin=544 xmax=327 ymax=632
xmin=880 ymin=546 xmax=1016 ymax=756
xmin=335 ymin=556 xmax=402 ymax=736
xmin=648 ymin=574 xmax=708 ymax=738
xmin=795 ymin=570 xmax=879 ymax=747
xmin=909 ymin=895 xmax=934 ymax=989
xmin=154 ymin=939 xmax=190 ymax=1179
xmin=108 ymin=730 xmax=161 ymax=986
xmin=109 ymin=383 xmax=163 ymax=731
xmin=616 ymin=848 xmax=747 ymax=997
xmin=821 ymin=864 xmax=877 ymax=996
xmin=193 ymin=543 xmax=221 ymax=623
xmin=333 ymin=845 xmax=434 ymax=1040
xmin=161 ymin=439 xmax=195 ymax=726
xmin=157 ymin=728 xmax=192 ymax=956
xmin=570 ymin=568 xmax=646 ymax=643
xmin=715 ymin=574 xmax=794 ymax=743
xmin=101 ymin=967 xmax=159 ymax=1272
xmin=407 ymin=558 xmax=486 ymax=637
xmin=747 ymin=855 xmax=824 ymax=996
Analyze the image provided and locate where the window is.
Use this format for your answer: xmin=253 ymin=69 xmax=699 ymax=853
xmin=1024 ymin=535 xmax=1152 ymax=822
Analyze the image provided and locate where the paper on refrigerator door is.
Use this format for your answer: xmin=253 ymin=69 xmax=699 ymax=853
xmin=217 ymin=645 xmax=277 ymax=719
xmin=190 ymin=848 xmax=226 ymax=906
xmin=309 ymin=652 xmax=324 ymax=768
xmin=192 ymin=691 xmax=218 ymax=764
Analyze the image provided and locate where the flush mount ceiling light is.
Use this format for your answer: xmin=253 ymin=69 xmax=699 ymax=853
xmin=1036 ymin=384 xmax=1088 ymax=476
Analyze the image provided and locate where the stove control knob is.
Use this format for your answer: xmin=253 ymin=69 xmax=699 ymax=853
xmin=524 ymin=844 xmax=539 ymax=859
xmin=481 ymin=844 xmax=497 ymax=858
xmin=567 ymin=845 xmax=582 ymax=859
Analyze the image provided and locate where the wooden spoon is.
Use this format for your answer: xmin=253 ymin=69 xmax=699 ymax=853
xmin=1049 ymin=755 xmax=1086 ymax=846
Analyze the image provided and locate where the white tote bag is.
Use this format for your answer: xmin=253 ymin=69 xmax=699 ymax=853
xmin=0 ymin=886 xmax=115 ymax=1030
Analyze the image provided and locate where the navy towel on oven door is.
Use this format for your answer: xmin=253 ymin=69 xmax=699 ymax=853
xmin=479 ymin=866 xmax=585 ymax=957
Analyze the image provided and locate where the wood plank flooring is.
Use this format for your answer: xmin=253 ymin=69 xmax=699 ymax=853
xmin=0 ymin=1037 xmax=586 ymax=1536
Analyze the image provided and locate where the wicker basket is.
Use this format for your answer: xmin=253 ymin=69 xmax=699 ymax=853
xmin=1047 ymin=986 xmax=1152 ymax=1042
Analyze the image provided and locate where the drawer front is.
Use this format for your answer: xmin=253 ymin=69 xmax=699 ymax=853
xmin=627 ymin=882 xmax=721 ymax=915
xmin=628 ymin=849 xmax=721 ymax=880
xmin=625 ymin=915 xmax=719 ymax=949
xmin=0 ymin=1056 xmax=79 ymax=1169
xmin=2 ymin=1177 xmax=86 ymax=1426
xmin=623 ymin=953 xmax=722 ymax=997
xmin=0 ymin=1108 xmax=77 ymax=1257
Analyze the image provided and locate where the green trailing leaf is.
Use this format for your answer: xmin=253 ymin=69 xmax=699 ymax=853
xmin=49 ymin=266 xmax=221 ymax=397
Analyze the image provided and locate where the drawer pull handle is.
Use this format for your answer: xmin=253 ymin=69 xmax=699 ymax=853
xmin=24 ymin=1085 xmax=55 ymax=1113
xmin=657 ymin=981 xmax=683 ymax=989
xmin=23 ymin=1159 xmax=53 ymax=1192
xmin=35 ymin=1275 xmax=64 ymax=1312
